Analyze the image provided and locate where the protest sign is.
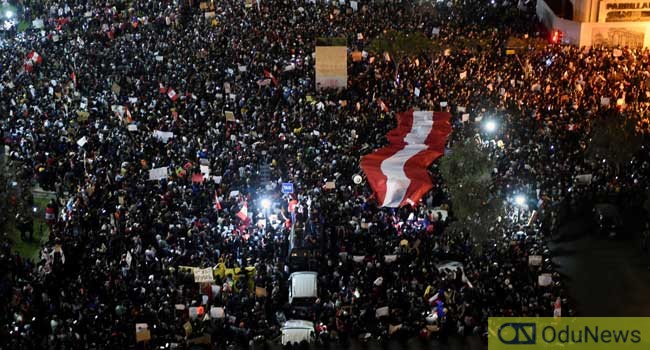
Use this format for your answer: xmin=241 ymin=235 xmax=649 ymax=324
xmin=384 ymin=255 xmax=397 ymax=263
xmin=538 ymin=273 xmax=553 ymax=287
xmin=255 ymin=286 xmax=268 ymax=297
xmin=77 ymin=136 xmax=87 ymax=147
xmin=315 ymin=46 xmax=348 ymax=90
xmin=210 ymin=307 xmax=225 ymax=318
xmin=575 ymin=174 xmax=593 ymax=185
xmin=153 ymin=130 xmax=174 ymax=143
xmin=76 ymin=110 xmax=90 ymax=122
xmin=376 ymin=306 xmax=389 ymax=318
xmin=135 ymin=324 xmax=150 ymax=342
xmin=324 ymin=181 xmax=336 ymax=190
xmin=127 ymin=124 xmax=138 ymax=131
xmin=225 ymin=111 xmax=235 ymax=122
xmin=528 ymin=255 xmax=542 ymax=266
xmin=194 ymin=268 xmax=214 ymax=283
xmin=191 ymin=173 xmax=204 ymax=183
xmin=600 ymin=97 xmax=610 ymax=106
xmin=282 ymin=183 xmax=294 ymax=194
xmin=459 ymin=71 xmax=467 ymax=80
xmin=148 ymin=167 xmax=168 ymax=181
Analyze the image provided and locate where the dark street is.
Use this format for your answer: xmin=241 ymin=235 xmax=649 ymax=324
xmin=550 ymin=209 xmax=650 ymax=317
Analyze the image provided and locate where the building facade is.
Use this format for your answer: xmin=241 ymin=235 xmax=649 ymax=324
xmin=538 ymin=0 xmax=650 ymax=47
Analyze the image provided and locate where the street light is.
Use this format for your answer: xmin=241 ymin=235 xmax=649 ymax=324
xmin=261 ymin=198 xmax=271 ymax=209
xmin=5 ymin=11 xmax=13 ymax=19
xmin=484 ymin=120 xmax=497 ymax=133
xmin=514 ymin=194 xmax=526 ymax=206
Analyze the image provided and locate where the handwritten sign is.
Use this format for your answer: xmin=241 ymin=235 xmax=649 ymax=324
xmin=193 ymin=267 xmax=214 ymax=283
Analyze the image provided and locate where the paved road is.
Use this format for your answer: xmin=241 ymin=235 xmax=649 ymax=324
xmin=550 ymin=230 xmax=650 ymax=316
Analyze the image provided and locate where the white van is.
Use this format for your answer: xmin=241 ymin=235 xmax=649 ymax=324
xmin=281 ymin=320 xmax=315 ymax=345
xmin=288 ymin=271 xmax=318 ymax=305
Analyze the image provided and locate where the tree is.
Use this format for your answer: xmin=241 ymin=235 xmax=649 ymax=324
xmin=586 ymin=114 xmax=642 ymax=172
xmin=367 ymin=30 xmax=437 ymax=83
xmin=367 ymin=30 xmax=437 ymax=62
xmin=439 ymin=140 xmax=504 ymax=241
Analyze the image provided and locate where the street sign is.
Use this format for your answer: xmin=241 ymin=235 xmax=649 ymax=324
xmin=281 ymin=183 xmax=294 ymax=194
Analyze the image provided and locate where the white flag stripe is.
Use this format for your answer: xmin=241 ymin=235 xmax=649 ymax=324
xmin=380 ymin=111 xmax=434 ymax=207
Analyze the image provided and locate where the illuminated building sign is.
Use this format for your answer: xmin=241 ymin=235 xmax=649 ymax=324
xmin=600 ymin=1 xmax=650 ymax=21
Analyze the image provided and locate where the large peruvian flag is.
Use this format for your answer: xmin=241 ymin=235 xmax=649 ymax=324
xmin=360 ymin=110 xmax=451 ymax=207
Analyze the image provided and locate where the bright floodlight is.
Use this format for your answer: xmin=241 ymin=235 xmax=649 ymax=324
xmin=484 ymin=120 xmax=497 ymax=133
xmin=5 ymin=11 xmax=13 ymax=18
xmin=514 ymin=195 xmax=526 ymax=206
xmin=261 ymin=199 xmax=271 ymax=209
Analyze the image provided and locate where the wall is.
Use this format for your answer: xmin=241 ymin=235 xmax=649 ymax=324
xmin=570 ymin=0 xmax=599 ymax=22
xmin=581 ymin=21 xmax=650 ymax=47
xmin=537 ymin=0 xmax=583 ymax=44
xmin=537 ymin=0 xmax=650 ymax=47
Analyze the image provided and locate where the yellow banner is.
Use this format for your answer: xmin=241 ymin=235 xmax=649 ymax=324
xmin=488 ymin=317 xmax=650 ymax=350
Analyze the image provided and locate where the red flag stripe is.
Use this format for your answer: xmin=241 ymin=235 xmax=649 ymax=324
xmin=360 ymin=110 xmax=451 ymax=207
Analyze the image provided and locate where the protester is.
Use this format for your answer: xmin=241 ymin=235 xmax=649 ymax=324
xmin=0 ymin=0 xmax=648 ymax=349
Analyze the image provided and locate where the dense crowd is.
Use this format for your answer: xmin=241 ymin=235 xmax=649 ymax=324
xmin=1 ymin=0 xmax=649 ymax=349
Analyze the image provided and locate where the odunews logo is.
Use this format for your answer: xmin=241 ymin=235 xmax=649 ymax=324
xmin=488 ymin=317 xmax=650 ymax=349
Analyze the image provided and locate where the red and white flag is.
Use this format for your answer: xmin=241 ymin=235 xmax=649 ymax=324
xmin=70 ymin=72 xmax=77 ymax=87
xmin=214 ymin=191 xmax=222 ymax=211
xmin=27 ymin=51 xmax=43 ymax=65
xmin=236 ymin=202 xmax=248 ymax=222
xmin=159 ymin=82 xmax=166 ymax=94
xmin=360 ymin=110 xmax=451 ymax=207
xmin=125 ymin=106 xmax=133 ymax=123
xmin=167 ymin=88 xmax=178 ymax=101
xmin=24 ymin=51 xmax=43 ymax=72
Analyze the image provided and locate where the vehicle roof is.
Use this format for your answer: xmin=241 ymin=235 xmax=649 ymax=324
xmin=283 ymin=320 xmax=315 ymax=329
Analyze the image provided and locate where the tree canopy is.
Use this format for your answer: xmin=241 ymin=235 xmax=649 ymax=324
xmin=587 ymin=114 xmax=642 ymax=170
xmin=439 ymin=140 xmax=504 ymax=240
xmin=367 ymin=30 xmax=436 ymax=59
